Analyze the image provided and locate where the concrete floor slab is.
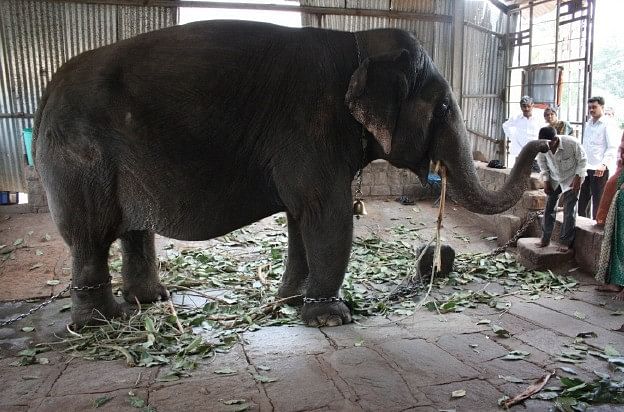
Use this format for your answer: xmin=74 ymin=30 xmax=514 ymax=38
xmin=245 ymin=354 xmax=346 ymax=411
xmin=392 ymin=310 xmax=486 ymax=339
xmin=420 ymin=378 xmax=506 ymax=411
xmin=149 ymin=375 xmax=265 ymax=411
xmin=0 ymin=352 xmax=65 ymax=405
xmin=323 ymin=346 xmax=427 ymax=410
xmin=48 ymin=358 xmax=158 ymax=396
xmin=376 ymin=338 xmax=481 ymax=386
xmin=434 ymin=332 xmax=509 ymax=365
xmin=243 ymin=326 xmax=331 ymax=357
xmin=478 ymin=311 xmax=544 ymax=339
xmin=33 ymin=388 xmax=150 ymax=412
xmin=507 ymin=297 xmax=624 ymax=352
xmin=477 ymin=355 xmax=551 ymax=381
xmin=525 ymin=294 xmax=624 ymax=331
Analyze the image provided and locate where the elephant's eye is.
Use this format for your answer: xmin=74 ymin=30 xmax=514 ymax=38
xmin=435 ymin=99 xmax=450 ymax=118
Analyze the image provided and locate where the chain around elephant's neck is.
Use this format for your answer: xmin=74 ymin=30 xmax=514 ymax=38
xmin=352 ymin=32 xmax=367 ymax=158
xmin=353 ymin=31 xmax=367 ymax=214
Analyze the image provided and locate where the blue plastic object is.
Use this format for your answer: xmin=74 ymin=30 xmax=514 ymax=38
xmin=23 ymin=128 xmax=33 ymax=166
xmin=427 ymin=173 xmax=441 ymax=187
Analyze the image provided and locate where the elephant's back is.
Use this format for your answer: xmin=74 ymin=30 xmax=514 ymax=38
xmin=36 ymin=20 xmax=354 ymax=147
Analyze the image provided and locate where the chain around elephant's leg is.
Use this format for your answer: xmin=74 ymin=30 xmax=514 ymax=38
xmin=70 ymin=244 xmax=124 ymax=328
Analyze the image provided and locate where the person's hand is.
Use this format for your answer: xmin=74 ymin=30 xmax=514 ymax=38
xmin=570 ymin=175 xmax=582 ymax=193
xmin=595 ymin=164 xmax=607 ymax=177
xmin=544 ymin=181 xmax=553 ymax=195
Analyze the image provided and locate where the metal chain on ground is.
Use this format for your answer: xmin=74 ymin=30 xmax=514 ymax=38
xmin=0 ymin=284 xmax=71 ymax=327
xmin=0 ymin=276 xmax=112 ymax=327
xmin=490 ymin=210 xmax=543 ymax=255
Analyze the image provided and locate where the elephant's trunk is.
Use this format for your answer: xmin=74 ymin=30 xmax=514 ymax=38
xmin=443 ymin=140 xmax=549 ymax=215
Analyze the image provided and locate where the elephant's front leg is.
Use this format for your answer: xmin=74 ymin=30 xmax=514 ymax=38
xmin=277 ymin=212 xmax=309 ymax=304
xmin=300 ymin=202 xmax=353 ymax=327
xmin=120 ymin=230 xmax=169 ymax=304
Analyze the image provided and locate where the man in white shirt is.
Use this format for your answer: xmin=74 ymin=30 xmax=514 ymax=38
xmin=536 ymin=126 xmax=587 ymax=252
xmin=578 ymin=96 xmax=620 ymax=219
xmin=503 ymin=96 xmax=543 ymax=170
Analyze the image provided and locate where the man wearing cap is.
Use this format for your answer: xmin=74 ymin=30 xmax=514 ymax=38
xmin=536 ymin=126 xmax=587 ymax=252
xmin=578 ymin=96 xmax=620 ymax=220
xmin=503 ymin=96 xmax=543 ymax=170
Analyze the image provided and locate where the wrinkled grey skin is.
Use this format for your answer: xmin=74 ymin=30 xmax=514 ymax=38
xmin=33 ymin=20 xmax=547 ymax=328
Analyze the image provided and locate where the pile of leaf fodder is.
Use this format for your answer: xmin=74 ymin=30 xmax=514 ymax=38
xmin=423 ymin=252 xmax=579 ymax=314
xmin=31 ymin=222 xmax=580 ymax=380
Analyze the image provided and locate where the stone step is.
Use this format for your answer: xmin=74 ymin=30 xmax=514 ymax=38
xmin=552 ymin=214 xmax=603 ymax=274
xmin=516 ymin=237 xmax=575 ymax=270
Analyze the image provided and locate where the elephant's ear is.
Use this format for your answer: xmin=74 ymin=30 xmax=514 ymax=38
xmin=345 ymin=49 xmax=412 ymax=154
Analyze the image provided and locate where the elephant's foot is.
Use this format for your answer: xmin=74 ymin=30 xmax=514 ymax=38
xmin=301 ymin=300 xmax=352 ymax=327
xmin=71 ymin=289 xmax=127 ymax=330
xmin=122 ymin=281 xmax=169 ymax=305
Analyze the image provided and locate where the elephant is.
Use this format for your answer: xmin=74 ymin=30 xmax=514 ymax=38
xmin=33 ymin=20 xmax=548 ymax=328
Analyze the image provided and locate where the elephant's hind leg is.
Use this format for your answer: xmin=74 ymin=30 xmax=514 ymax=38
xmin=120 ymin=230 xmax=169 ymax=304
xmin=277 ymin=212 xmax=309 ymax=304
xmin=70 ymin=243 xmax=124 ymax=328
xmin=40 ymin=156 xmax=125 ymax=328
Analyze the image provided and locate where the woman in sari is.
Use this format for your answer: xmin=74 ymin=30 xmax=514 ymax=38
xmin=543 ymin=105 xmax=573 ymax=136
xmin=595 ymin=134 xmax=624 ymax=303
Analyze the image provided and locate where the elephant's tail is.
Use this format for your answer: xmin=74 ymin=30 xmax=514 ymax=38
xmin=31 ymin=87 xmax=52 ymax=167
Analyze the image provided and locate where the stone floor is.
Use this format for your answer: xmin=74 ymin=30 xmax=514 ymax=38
xmin=1 ymin=199 xmax=623 ymax=411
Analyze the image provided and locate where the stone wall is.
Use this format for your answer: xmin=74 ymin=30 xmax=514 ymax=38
xmin=24 ymin=165 xmax=48 ymax=213
xmin=351 ymin=159 xmax=435 ymax=200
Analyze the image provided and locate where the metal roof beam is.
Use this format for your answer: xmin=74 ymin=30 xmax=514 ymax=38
xmin=35 ymin=0 xmax=452 ymax=23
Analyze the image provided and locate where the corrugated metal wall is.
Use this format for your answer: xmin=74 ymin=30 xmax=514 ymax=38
xmin=0 ymin=0 xmax=176 ymax=192
xmin=462 ymin=1 xmax=508 ymax=161
xmin=300 ymin=0 xmax=454 ymax=80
